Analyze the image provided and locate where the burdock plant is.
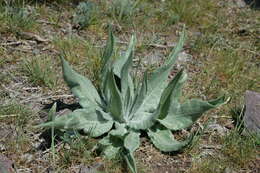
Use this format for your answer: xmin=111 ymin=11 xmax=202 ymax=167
xmin=38 ymin=29 xmax=228 ymax=173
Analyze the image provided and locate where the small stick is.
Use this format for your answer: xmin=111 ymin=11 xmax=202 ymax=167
xmin=0 ymin=114 xmax=18 ymax=118
xmin=0 ymin=41 xmax=24 ymax=46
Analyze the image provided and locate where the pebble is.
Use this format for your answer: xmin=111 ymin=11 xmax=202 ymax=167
xmin=21 ymin=153 xmax=33 ymax=163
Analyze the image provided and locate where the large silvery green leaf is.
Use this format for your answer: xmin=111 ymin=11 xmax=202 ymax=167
xmin=113 ymin=35 xmax=136 ymax=77
xmin=131 ymin=31 xmax=185 ymax=119
xmin=101 ymin=27 xmax=115 ymax=72
xmin=128 ymin=70 xmax=186 ymax=130
xmin=120 ymin=36 xmax=136 ymax=113
xmin=99 ymin=129 xmax=125 ymax=159
xmin=128 ymin=111 xmax=156 ymax=130
xmin=110 ymin=123 xmax=128 ymax=138
xmin=157 ymin=96 xmax=227 ymax=131
xmin=130 ymin=72 xmax=148 ymax=115
xmin=156 ymin=70 xmax=187 ymax=119
xmin=60 ymin=57 xmax=101 ymax=108
xmin=147 ymin=126 xmax=190 ymax=152
xmin=101 ymin=28 xmax=115 ymax=100
xmin=103 ymin=145 xmax=121 ymax=159
xmin=106 ymin=70 xmax=124 ymax=122
xmin=123 ymin=152 xmax=137 ymax=173
xmin=124 ymin=131 xmax=140 ymax=153
xmin=38 ymin=108 xmax=113 ymax=137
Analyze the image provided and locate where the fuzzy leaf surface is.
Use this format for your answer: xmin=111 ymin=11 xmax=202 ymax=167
xmin=103 ymin=145 xmax=121 ymax=159
xmin=124 ymin=131 xmax=140 ymax=153
xmin=131 ymin=31 xmax=185 ymax=123
xmin=101 ymin=28 xmax=115 ymax=101
xmin=38 ymin=108 xmax=113 ymax=137
xmin=106 ymin=70 xmax=123 ymax=122
xmin=156 ymin=69 xmax=186 ymax=119
xmin=147 ymin=126 xmax=189 ymax=152
xmin=113 ymin=35 xmax=136 ymax=78
xmin=158 ymin=96 xmax=227 ymax=130
xmin=60 ymin=57 xmax=101 ymax=108
xmin=120 ymin=36 xmax=136 ymax=116
xmin=123 ymin=152 xmax=137 ymax=173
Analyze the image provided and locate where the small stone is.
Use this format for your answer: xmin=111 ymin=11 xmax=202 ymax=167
xmin=199 ymin=149 xmax=215 ymax=158
xmin=79 ymin=162 xmax=104 ymax=173
xmin=235 ymin=0 xmax=246 ymax=8
xmin=21 ymin=153 xmax=33 ymax=163
xmin=0 ymin=154 xmax=15 ymax=173
xmin=207 ymin=123 xmax=228 ymax=136
xmin=224 ymin=167 xmax=236 ymax=173
xmin=144 ymin=51 xmax=163 ymax=66
xmin=228 ymin=0 xmax=246 ymax=8
xmin=177 ymin=51 xmax=192 ymax=63
xmin=0 ymin=143 xmax=6 ymax=151
xmin=243 ymin=90 xmax=260 ymax=133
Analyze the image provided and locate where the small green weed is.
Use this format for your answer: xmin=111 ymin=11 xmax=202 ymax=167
xmin=190 ymin=33 xmax=259 ymax=101
xmin=53 ymin=36 xmax=84 ymax=65
xmin=0 ymin=59 xmax=6 ymax=68
xmin=0 ymin=102 xmax=32 ymax=127
xmin=82 ymin=42 xmax=101 ymax=86
xmin=221 ymin=130 xmax=257 ymax=167
xmin=56 ymin=134 xmax=97 ymax=169
xmin=53 ymin=36 xmax=102 ymax=85
xmin=0 ymin=71 xmax=11 ymax=84
xmin=21 ymin=56 xmax=57 ymax=88
xmin=0 ymin=5 xmax=37 ymax=34
xmin=190 ymin=126 xmax=258 ymax=173
xmin=158 ymin=0 xmax=217 ymax=27
xmin=109 ymin=0 xmax=140 ymax=23
xmin=189 ymin=157 xmax=226 ymax=173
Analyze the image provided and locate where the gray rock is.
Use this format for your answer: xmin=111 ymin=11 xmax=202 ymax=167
xmin=143 ymin=51 xmax=163 ymax=66
xmin=79 ymin=162 xmax=104 ymax=173
xmin=198 ymin=144 xmax=222 ymax=158
xmin=243 ymin=90 xmax=260 ymax=133
xmin=0 ymin=143 xmax=6 ymax=151
xmin=224 ymin=167 xmax=236 ymax=173
xmin=0 ymin=154 xmax=15 ymax=173
xmin=228 ymin=0 xmax=246 ymax=8
xmin=177 ymin=51 xmax=192 ymax=63
xmin=21 ymin=153 xmax=33 ymax=163
xmin=207 ymin=123 xmax=228 ymax=136
xmin=244 ymin=0 xmax=260 ymax=9
xmin=235 ymin=0 xmax=246 ymax=8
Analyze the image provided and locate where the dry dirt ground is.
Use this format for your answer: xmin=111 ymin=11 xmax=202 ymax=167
xmin=0 ymin=0 xmax=259 ymax=173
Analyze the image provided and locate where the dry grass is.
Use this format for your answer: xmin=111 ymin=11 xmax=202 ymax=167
xmin=0 ymin=0 xmax=259 ymax=172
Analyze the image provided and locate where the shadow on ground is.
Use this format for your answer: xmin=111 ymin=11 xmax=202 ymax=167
xmin=244 ymin=0 xmax=260 ymax=9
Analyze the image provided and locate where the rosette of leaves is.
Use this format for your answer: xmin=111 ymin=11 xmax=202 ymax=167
xmin=72 ymin=1 xmax=96 ymax=29
xmin=38 ymin=30 xmax=228 ymax=173
xmin=5 ymin=6 xmax=36 ymax=32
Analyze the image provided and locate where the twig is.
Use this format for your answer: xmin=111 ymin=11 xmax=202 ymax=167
xmin=36 ymin=19 xmax=56 ymax=25
xmin=0 ymin=114 xmax=18 ymax=118
xmin=8 ymin=47 xmax=32 ymax=53
xmin=20 ymin=32 xmax=50 ymax=43
xmin=212 ymin=115 xmax=232 ymax=119
xmin=22 ymin=87 xmax=41 ymax=91
xmin=20 ymin=94 xmax=74 ymax=103
xmin=243 ymin=49 xmax=260 ymax=56
xmin=116 ymin=40 xmax=176 ymax=49
xmin=41 ymin=94 xmax=74 ymax=100
xmin=200 ymin=144 xmax=222 ymax=150
xmin=0 ymin=41 xmax=24 ymax=46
